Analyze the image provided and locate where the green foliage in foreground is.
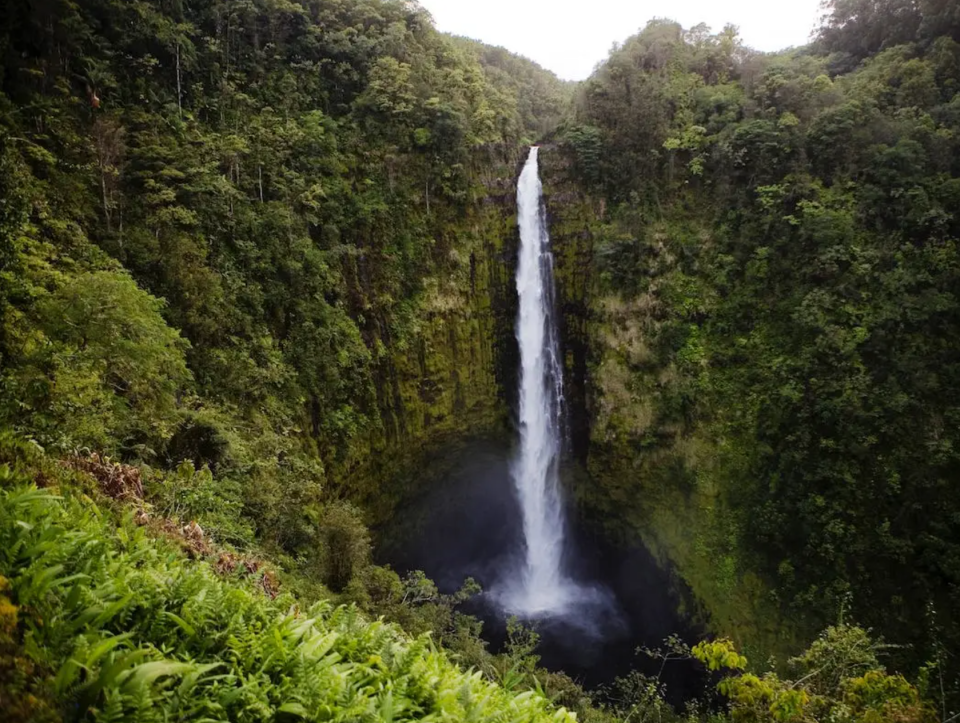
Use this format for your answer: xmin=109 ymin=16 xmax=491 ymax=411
xmin=693 ymin=630 xmax=935 ymax=723
xmin=0 ymin=433 xmax=938 ymax=723
xmin=0 ymin=478 xmax=576 ymax=723
xmin=601 ymin=627 xmax=939 ymax=723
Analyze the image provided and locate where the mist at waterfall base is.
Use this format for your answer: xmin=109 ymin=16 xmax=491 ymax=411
xmin=376 ymin=441 xmax=701 ymax=699
xmin=377 ymin=149 xmax=702 ymax=701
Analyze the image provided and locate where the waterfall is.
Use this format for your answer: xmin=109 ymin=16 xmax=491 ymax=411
xmin=502 ymin=146 xmax=576 ymax=616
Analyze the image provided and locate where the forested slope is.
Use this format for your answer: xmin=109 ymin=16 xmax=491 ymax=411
xmin=0 ymin=0 xmax=569 ymax=546
xmin=450 ymin=37 xmax=576 ymax=140
xmin=0 ymin=434 xmax=588 ymax=723
xmin=541 ymin=0 xmax=960 ymax=687
xmin=0 ymin=0 xmax=956 ymax=719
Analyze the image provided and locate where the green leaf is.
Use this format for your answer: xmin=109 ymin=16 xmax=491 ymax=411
xmin=278 ymin=702 xmax=310 ymax=718
xmin=163 ymin=611 xmax=197 ymax=638
xmin=121 ymin=660 xmax=218 ymax=692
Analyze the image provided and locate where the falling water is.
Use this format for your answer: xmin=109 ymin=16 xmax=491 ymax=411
xmin=501 ymin=146 xmax=577 ymax=616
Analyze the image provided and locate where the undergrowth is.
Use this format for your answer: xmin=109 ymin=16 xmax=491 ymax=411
xmin=0 ymin=470 xmax=577 ymax=723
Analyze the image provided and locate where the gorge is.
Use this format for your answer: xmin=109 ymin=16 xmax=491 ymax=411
xmin=379 ymin=145 xmax=696 ymax=693
xmin=2 ymin=0 xmax=960 ymax=720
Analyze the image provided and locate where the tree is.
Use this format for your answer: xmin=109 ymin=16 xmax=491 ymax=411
xmin=693 ymin=627 xmax=935 ymax=722
xmin=26 ymin=270 xmax=190 ymax=453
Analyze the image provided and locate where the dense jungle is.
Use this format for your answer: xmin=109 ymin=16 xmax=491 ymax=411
xmin=1 ymin=0 xmax=959 ymax=721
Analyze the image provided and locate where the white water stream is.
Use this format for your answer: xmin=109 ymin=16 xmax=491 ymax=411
xmin=501 ymin=147 xmax=578 ymax=616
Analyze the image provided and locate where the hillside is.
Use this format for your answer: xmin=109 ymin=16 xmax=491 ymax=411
xmin=540 ymin=2 xmax=960 ymax=693
xmin=1 ymin=0 xmax=958 ymax=721
xmin=0 ymin=436 xmax=579 ymax=722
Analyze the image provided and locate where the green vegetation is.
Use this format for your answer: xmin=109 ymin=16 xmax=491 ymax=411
xmin=0 ymin=442 xmax=579 ymax=723
xmin=0 ymin=0 xmax=956 ymax=719
xmin=692 ymin=629 xmax=935 ymax=723
xmin=450 ymin=37 xmax=575 ymax=142
xmin=0 ymin=434 xmax=934 ymax=723
xmin=0 ymin=0 xmax=599 ymax=715
xmin=540 ymin=0 xmax=960 ymax=703
xmin=0 ymin=0 xmax=545 ymax=551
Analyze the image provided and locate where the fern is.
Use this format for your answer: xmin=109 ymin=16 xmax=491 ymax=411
xmin=0 ymin=482 xmax=575 ymax=723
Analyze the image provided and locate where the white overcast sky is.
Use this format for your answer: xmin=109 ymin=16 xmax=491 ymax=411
xmin=418 ymin=0 xmax=824 ymax=80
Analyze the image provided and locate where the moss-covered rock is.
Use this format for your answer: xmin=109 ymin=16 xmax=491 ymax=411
xmin=538 ymin=142 xmax=797 ymax=663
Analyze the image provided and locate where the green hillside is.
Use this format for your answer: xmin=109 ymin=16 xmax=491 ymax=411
xmin=1 ymin=0 xmax=957 ymax=720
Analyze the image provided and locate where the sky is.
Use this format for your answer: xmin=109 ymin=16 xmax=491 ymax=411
xmin=417 ymin=0 xmax=825 ymax=81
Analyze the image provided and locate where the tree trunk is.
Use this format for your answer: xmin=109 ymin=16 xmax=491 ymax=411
xmin=101 ymin=168 xmax=112 ymax=232
xmin=176 ymin=41 xmax=182 ymax=118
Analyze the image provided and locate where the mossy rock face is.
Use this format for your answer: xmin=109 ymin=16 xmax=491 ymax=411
xmin=538 ymin=145 xmax=601 ymax=463
xmin=538 ymin=142 xmax=797 ymax=663
xmin=334 ymin=146 xmax=524 ymax=524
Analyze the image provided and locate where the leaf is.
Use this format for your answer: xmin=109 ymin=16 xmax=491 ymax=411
xmin=51 ymin=572 xmax=91 ymax=590
xmin=55 ymin=633 xmax=133 ymax=694
xmin=278 ymin=702 xmax=310 ymax=718
xmin=379 ymin=689 xmax=396 ymax=723
xmin=91 ymin=592 xmax=134 ymax=627
xmin=27 ymin=564 xmax=65 ymax=597
xmin=163 ymin=611 xmax=197 ymax=637
xmin=121 ymin=660 xmax=219 ymax=692
xmin=300 ymin=631 xmax=338 ymax=660
xmin=85 ymin=633 xmax=135 ymax=668
xmin=80 ymin=648 xmax=151 ymax=708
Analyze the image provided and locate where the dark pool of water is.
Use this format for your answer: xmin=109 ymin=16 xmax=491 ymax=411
xmin=376 ymin=440 xmax=705 ymax=705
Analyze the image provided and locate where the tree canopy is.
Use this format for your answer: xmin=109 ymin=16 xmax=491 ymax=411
xmin=551 ymin=3 xmax=960 ymax=703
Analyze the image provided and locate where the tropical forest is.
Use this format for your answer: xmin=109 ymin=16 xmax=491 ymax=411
xmin=1 ymin=0 xmax=959 ymax=721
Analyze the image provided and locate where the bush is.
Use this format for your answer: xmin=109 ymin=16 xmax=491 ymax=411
xmin=692 ymin=630 xmax=936 ymax=723
xmin=316 ymin=501 xmax=371 ymax=592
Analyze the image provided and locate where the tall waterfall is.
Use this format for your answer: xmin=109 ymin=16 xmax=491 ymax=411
xmin=503 ymin=146 xmax=576 ymax=616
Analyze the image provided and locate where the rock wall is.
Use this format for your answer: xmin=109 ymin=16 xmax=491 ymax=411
xmin=538 ymin=144 xmax=791 ymax=661
xmin=341 ymin=146 xmax=524 ymax=522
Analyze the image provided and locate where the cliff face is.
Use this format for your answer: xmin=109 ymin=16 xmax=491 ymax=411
xmin=339 ymin=147 xmax=524 ymax=522
xmin=537 ymin=145 xmax=790 ymax=660
xmin=536 ymin=146 xmax=598 ymax=464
